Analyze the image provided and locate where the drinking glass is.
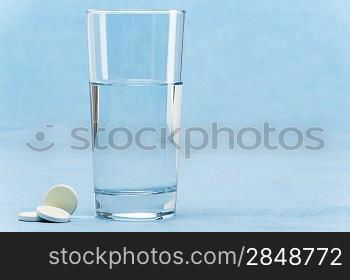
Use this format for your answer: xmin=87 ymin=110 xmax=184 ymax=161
xmin=87 ymin=9 xmax=185 ymax=221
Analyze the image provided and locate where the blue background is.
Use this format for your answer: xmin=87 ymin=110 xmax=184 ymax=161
xmin=1 ymin=0 xmax=350 ymax=231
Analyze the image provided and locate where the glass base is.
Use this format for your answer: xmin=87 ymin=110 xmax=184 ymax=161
xmin=94 ymin=189 xmax=177 ymax=221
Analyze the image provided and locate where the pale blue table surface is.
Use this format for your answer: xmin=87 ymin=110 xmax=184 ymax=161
xmin=1 ymin=129 xmax=350 ymax=232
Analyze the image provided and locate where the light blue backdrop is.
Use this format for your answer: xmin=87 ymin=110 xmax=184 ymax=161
xmin=1 ymin=0 xmax=350 ymax=231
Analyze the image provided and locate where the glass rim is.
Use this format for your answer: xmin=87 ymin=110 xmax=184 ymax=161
xmin=86 ymin=9 xmax=186 ymax=15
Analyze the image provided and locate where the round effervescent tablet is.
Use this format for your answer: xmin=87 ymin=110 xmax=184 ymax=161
xmin=44 ymin=184 xmax=78 ymax=214
xmin=36 ymin=206 xmax=70 ymax=223
xmin=18 ymin=211 xmax=42 ymax=222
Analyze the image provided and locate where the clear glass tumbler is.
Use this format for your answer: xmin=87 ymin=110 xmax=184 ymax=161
xmin=87 ymin=9 xmax=185 ymax=221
